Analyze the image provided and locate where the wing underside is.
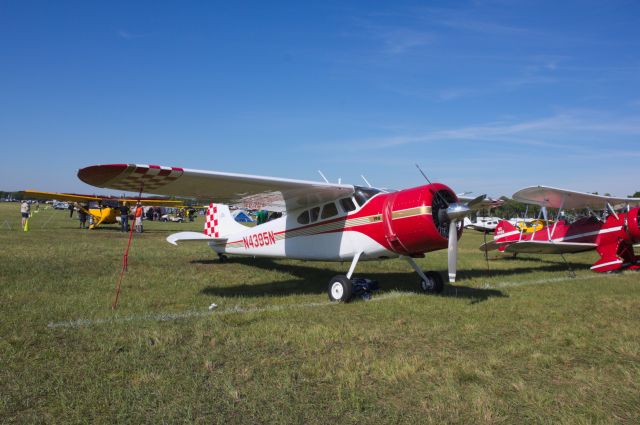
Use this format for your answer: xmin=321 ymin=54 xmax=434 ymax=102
xmin=78 ymin=164 xmax=355 ymax=211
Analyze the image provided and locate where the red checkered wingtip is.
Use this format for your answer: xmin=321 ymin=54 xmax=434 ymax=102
xmin=77 ymin=164 xmax=129 ymax=187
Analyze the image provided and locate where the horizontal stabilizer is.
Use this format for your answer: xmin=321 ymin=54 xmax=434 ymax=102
xmin=166 ymin=231 xmax=225 ymax=246
xmin=504 ymin=240 xmax=596 ymax=254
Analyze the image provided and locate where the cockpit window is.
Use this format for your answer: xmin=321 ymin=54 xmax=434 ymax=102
xmin=321 ymin=202 xmax=338 ymax=219
xmin=353 ymin=187 xmax=380 ymax=206
xmin=310 ymin=206 xmax=320 ymax=222
xmin=339 ymin=197 xmax=356 ymax=213
xmin=297 ymin=210 xmax=309 ymax=225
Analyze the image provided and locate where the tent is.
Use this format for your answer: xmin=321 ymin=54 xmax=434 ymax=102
xmin=232 ymin=210 xmax=255 ymax=223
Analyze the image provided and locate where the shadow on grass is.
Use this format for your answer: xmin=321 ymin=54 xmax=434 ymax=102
xmin=197 ymin=258 xmax=506 ymax=302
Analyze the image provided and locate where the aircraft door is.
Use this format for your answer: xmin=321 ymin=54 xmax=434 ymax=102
xmin=382 ymin=192 xmax=409 ymax=255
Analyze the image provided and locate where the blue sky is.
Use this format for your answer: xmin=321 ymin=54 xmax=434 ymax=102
xmin=1 ymin=1 xmax=639 ymax=198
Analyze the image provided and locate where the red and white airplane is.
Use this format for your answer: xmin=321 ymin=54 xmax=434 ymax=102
xmin=78 ymin=163 xmax=490 ymax=301
xmin=480 ymin=186 xmax=640 ymax=273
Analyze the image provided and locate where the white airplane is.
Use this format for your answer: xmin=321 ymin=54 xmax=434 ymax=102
xmin=78 ymin=163 xmax=490 ymax=302
xmin=463 ymin=216 xmax=502 ymax=232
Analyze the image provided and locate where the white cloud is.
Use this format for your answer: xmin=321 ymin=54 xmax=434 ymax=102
xmin=116 ymin=29 xmax=149 ymax=40
xmin=322 ymin=110 xmax=640 ymax=151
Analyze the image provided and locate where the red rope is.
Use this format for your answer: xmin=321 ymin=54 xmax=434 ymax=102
xmin=112 ymin=185 xmax=144 ymax=310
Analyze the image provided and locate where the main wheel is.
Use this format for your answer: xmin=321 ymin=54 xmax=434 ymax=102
xmin=419 ymin=271 xmax=444 ymax=294
xmin=328 ymin=275 xmax=353 ymax=303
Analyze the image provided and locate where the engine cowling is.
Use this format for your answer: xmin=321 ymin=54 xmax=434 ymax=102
xmin=381 ymin=183 xmax=459 ymax=255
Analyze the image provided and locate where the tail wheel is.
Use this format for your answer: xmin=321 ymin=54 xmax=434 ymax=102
xmin=419 ymin=271 xmax=444 ymax=294
xmin=328 ymin=275 xmax=353 ymax=303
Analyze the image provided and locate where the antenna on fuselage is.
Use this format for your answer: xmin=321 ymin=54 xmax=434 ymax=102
xmin=361 ymin=175 xmax=372 ymax=188
xmin=415 ymin=164 xmax=434 ymax=186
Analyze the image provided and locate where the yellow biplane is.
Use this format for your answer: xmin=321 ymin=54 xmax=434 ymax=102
xmin=23 ymin=190 xmax=182 ymax=229
xmin=515 ymin=218 xmax=553 ymax=234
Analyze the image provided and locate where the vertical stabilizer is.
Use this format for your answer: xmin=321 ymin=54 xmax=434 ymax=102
xmin=204 ymin=204 xmax=248 ymax=238
xmin=492 ymin=220 xmax=521 ymax=251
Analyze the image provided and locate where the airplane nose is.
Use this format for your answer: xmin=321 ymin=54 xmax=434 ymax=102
xmin=443 ymin=203 xmax=471 ymax=221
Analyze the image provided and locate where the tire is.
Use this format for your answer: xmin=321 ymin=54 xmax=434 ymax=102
xmin=419 ymin=271 xmax=444 ymax=294
xmin=328 ymin=275 xmax=353 ymax=303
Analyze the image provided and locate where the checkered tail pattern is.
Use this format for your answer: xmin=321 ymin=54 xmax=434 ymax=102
xmin=204 ymin=204 xmax=219 ymax=237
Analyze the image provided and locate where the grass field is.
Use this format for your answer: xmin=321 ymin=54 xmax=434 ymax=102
xmin=1 ymin=203 xmax=639 ymax=424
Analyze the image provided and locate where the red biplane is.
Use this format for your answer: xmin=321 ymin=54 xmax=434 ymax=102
xmin=480 ymin=186 xmax=640 ymax=272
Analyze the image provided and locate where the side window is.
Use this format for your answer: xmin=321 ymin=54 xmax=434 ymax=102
xmin=297 ymin=210 xmax=309 ymax=225
xmin=339 ymin=197 xmax=356 ymax=212
xmin=321 ymin=202 xmax=338 ymax=219
xmin=310 ymin=206 xmax=320 ymax=222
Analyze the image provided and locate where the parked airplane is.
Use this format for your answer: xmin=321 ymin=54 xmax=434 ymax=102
xmin=23 ymin=190 xmax=181 ymax=229
xmin=463 ymin=216 xmax=502 ymax=232
xmin=512 ymin=218 xmax=551 ymax=234
xmin=78 ymin=163 xmax=491 ymax=301
xmin=480 ymin=186 xmax=640 ymax=273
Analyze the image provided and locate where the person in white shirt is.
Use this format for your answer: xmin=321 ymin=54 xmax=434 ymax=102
xmin=20 ymin=201 xmax=30 ymax=228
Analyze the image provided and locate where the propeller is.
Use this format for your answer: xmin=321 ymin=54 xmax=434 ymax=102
xmin=414 ymin=164 xmax=489 ymax=283
xmin=437 ymin=195 xmax=486 ymax=283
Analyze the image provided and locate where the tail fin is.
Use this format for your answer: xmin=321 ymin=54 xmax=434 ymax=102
xmin=493 ymin=220 xmax=520 ymax=243
xmin=204 ymin=204 xmax=248 ymax=238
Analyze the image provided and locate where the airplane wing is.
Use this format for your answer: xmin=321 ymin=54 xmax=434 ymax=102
xmin=23 ymin=190 xmax=181 ymax=206
xmin=457 ymin=194 xmax=504 ymax=208
xmin=78 ymin=164 xmax=355 ymax=212
xmin=513 ymin=186 xmax=640 ymax=209
xmin=479 ymin=240 xmax=502 ymax=252
xmin=120 ymin=198 xmax=182 ymax=206
xmin=504 ymin=240 xmax=597 ymax=254
xmin=24 ymin=190 xmax=102 ymax=202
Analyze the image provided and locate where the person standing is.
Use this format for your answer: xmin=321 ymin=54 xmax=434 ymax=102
xmin=134 ymin=203 xmax=143 ymax=233
xmin=20 ymin=200 xmax=30 ymax=231
xmin=119 ymin=202 xmax=130 ymax=232
xmin=78 ymin=204 xmax=89 ymax=229
xmin=68 ymin=203 xmax=74 ymax=218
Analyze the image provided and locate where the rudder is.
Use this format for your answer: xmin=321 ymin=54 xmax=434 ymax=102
xmin=493 ymin=220 xmax=520 ymax=243
xmin=204 ymin=204 xmax=248 ymax=238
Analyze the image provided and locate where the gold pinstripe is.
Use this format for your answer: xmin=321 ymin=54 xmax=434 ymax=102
xmin=391 ymin=206 xmax=432 ymax=219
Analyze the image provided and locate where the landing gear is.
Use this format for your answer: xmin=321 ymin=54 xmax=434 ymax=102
xmin=218 ymin=254 xmax=228 ymax=263
xmin=419 ymin=271 xmax=444 ymax=294
xmin=404 ymin=256 xmax=445 ymax=294
xmin=328 ymin=275 xmax=353 ymax=302
xmin=328 ymin=252 xmax=363 ymax=302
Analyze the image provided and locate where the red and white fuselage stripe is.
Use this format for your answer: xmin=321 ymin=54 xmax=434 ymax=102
xmin=208 ymin=200 xmax=396 ymax=261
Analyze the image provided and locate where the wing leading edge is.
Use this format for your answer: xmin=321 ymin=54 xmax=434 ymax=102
xmin=78 ymin=164 xmax=355 ymax=212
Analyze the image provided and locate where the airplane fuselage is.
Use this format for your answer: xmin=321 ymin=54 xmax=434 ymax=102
xmin=207 ymin=183 xmax=459 ymax=262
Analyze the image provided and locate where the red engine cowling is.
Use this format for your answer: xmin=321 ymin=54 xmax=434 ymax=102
xmin=627 ymin=207 xmax=640 ymax=242
xmin=381 ymin=183 xmax=459 ymax=256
